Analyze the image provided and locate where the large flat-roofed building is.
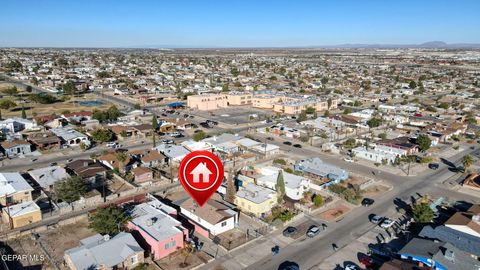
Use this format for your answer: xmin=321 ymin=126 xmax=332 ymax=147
xmin=0 ymin=172 xmax=34 ymax=206
xmin=273 ymin=98 xmax=339 ymax=115
xmin=187 ymin=94 xmax=228 ymax=110
xmin=226 ymin=92 xmax=253 ymax=105
xmin=252 ymin=93 xmax=284 ymax=109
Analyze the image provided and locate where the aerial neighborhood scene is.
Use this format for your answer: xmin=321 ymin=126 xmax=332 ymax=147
xmin=1 ymin=1 xmax=480 ymax=270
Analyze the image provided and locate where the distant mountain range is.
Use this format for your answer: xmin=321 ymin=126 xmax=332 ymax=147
xmin=128 ymin=41 xmax=480 ymax=49
xmin=316 ymin=41 xmax=480 ymax=49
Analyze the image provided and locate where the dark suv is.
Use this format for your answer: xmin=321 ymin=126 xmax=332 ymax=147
xmin=428 ymin=163 xmax=439 ymax=170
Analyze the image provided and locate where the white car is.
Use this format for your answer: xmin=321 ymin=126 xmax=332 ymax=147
xmin=106 ymin=142 xmax=119 ymax=148
xmin=380 ymin=218 xmax=395 ymax=229
xmin=344 ymin=264 xmax=360 ymax=270
xmin=344 ymin=157 xmax=354 ymax=162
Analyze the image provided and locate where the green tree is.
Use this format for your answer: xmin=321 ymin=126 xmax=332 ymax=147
xmin=412 ymin=202 xmax=434 ymax=223
xmin=62 ymin=80 xmax=77 ymax=95
xmin=21 ymin=104 xmax=27 ymax=119
xmin=353 ymin=100 xmax=362 ymax=107
xmin=343 ymin=108 xmax=352 ymax=114
xmin=323 ymin=110 xmax=330 ymax=117
xmin=0 ymin=99 xmax=17 ymax=110
xmin=222 ymin=84 xmax=229 ymax=92
xmin=54 ymin=176 xmax=87 ymax=204
xmin=276 ymin=170 xmax=286 ymax=202
xmin=192 ymin=130 xmax=207 ymax=142
xmin=152 ymin=115 xmax=159 ymax=130
xmin=367 ymin=118 xmax=382 ymax=129
xmin=25 ymin=85 xmax=33 ymax=93
xmin=88 ymin=206 xmax=130 ymax=236
xmin=313 ymin=194 xmax=324 ymax=207
xmin=225 ymin=169 xmax=236 ymax=204
xmin=438 ymin=102 xmax=450 ymax=110
xmin=462 ymin=154 xmax=474 ymax=171
xmin=409 ymin=80 xmax=417 ymax=89
xmin=297 ymin=110 xmax=307 ymax=122
xmin=30 ymin=77 xmax=39 ymax=85
xmin=416 ymin=134 xmax=432 ymax=152
xmin=378 ymin=133 xmax=387 ymax=140
xmin=91 ymin=129 xmax=113 ymax=143
xmin=343 ymin=138 xmax=356 ymax=149
xmin=305 ymin=107 xmax=316 ymax=114
xmin=1 ymin=86 xmax=18 ymax=96
xmin=133 ymin=103 xmax=141 ymax=110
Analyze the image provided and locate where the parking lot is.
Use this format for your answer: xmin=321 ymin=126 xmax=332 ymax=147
xmin=190 ymin=106 xmax=275 ymax=125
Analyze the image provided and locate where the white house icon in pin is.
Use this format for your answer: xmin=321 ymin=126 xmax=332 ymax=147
xmin=190 ymin=162 xmax=213 ymax=183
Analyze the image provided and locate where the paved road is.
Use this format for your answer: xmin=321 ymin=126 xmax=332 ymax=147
xmin=244 ymin=146 xmax=479 ymax=270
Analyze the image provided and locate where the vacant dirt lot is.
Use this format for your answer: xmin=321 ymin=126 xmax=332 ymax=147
xmin=317 ymin=203 xmax=352 ymax=221
xmin=39 ymin=217 xmax=97 ymax=268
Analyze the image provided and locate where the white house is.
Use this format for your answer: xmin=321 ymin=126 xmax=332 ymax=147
xmin=0 ymin=118 xmax=38 ymax=133
xmin=352 ymin=145 xmax=400 ymax=164
xmin=256 ymin=166 xmax=310 ymax=201
xmin=51 ymin=126 xmax=90 ymax=147
xmin=177 ymin=196 xmax=238 ymax=237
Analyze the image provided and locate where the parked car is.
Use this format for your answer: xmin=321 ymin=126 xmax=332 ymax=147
xmin=344 ymin=157 xmax=354 ymax=162
xmin=170 ymin=132 xmax=183 ymax=138
xmin=49 ymin=162 xmax=57 ymax=166
xmin=293 ymin=144 xmax=302 ymax=148
xmin=306 ymin=225 xmax=321 ymax=237
xmin=282 ymin=226 xmax=298 ymax=237
xmin=194 ymin=129 xmax=203 ymax=133
xmin=428 ymin=163 xmax=439 ymax=170
xmin=344 ymin=264 xmax=361 ymax=270
xmin=106 ymin=142 xmax=119 ymax=148
xmin=361 ymin=198 xmax=375 ymax=207
xmin=266 ymin=137 xmax=274 ymax=141
xmin=283 ymin=141 xmax=292 ymax=145
xmin=162 ymin=139 xmax=174 ymax=144
xmin=380 ymin=218 xmax=395 ymax=229
xmin=370 ymin=215 xmax=383 ymax=224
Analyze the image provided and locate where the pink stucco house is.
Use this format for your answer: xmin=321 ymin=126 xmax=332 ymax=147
xmin=132 ymin=166 xmax=154 ymax=183
xmin=127 ymin=196 xmax=188 ymax=260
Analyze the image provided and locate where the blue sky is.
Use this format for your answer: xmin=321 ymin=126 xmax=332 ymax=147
xmin=1 ymin=0 xmax=479 ymax=47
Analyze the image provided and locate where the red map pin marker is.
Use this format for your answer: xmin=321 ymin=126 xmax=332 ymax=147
xmin=178 ymin=150 xmax=224 ymax=207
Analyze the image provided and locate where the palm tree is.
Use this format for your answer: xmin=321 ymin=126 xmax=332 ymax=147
xmin=462 ymin=154 xmax=474 ymax=171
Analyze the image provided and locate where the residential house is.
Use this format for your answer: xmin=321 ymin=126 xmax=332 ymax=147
xmin=64 ymin=232 xmax=144 ymax=270
xmin=136 ymin=150 xmax=167 ymax=168
xmin=295 ymin=157 xmax=349 ymax=186
xmin=131 ymin=167 xmax=154 ymax=183
xmin=176 ymin=195 xmax=238 ymax=237
xmin=0 ymin=140 xmax=32 ymax=158
xmin=98 ymin=152 xmax=134 ymax=173
xmin=444 ymin=204 xmax=480 ymax=238
xmin=2 ymin=201 xmax=42 ymax=228
xmin=0 ymin=117 xmax=37 ymax=133
xmin=398 ymin=238 xmax=479 ymax=270
xmin=249 ymin=143 xmax=280 ymax=156
xmin=256 ymin=166 xmax=310 ymax=201
xmin=377 ymin=137 xmax=419 ymax=155
xmin=155 ymin=144 xmax=190 ymax=163
xmin=181 ymin=140 xmax=214 ymax=152
xmin=28 ymin=166 xmax=69 ymax=192
xmin=203 ymin=133 xmax=242 ymax=154
xmin=235 ymin=180 xmax=277 ymax=218
xmin=352 ymin=145 xmax=402 ymax=164
xmin=27 ymin=131 xmax=61 ymax=150
xmin=126 ymin=196 xmax=188 ymax=260
xmin=0 ymin=172 xmax=34 ymax=206
xmin=65 ymin=159 xmax=108 ymax=184
xmin=51 ymin=126 xmax=90 ymax=147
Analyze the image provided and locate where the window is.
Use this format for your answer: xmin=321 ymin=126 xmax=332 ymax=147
xmin=221 ymin=221 xmax=227 ymax=227
xmin=164 ymin=240 xmax=177 ymax=250
xmin=130 ymin=255 xmax=138 ymax=264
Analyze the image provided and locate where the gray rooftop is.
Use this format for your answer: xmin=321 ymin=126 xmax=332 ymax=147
xmin=236 ymin=184 xmax=276 ymax=204
xmin=65 ymin=232 xmax=143 ymax=270
xmin=28 ymin=166 xmax=69 ymax=189
xmin=130 ymin=200 xmax=185 ymax=242
xmin=296 ymin=157 xmax=347 ymax=178
xmin=155 ymin=144 xmax=190 ymax=159
xmin=51 ymin=126 xmax=87 ymax=141
xmin=419 ymin=225 xmax=480 ymax=257
xmin=0 ymin=172 xmax=34 ymax=197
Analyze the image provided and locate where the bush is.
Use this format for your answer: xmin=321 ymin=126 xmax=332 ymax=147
xmin=273 ymin=159 xmax=287 ymax=165
xmin=313 ymin=195 xmax=324 ymax=207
